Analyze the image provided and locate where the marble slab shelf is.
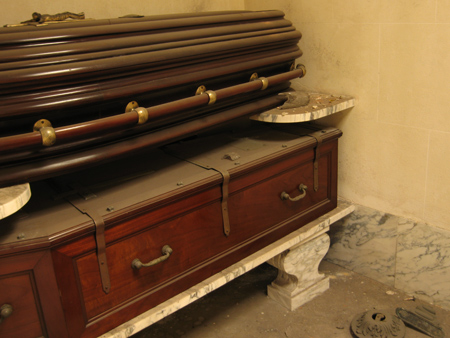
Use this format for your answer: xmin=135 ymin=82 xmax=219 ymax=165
xmin=101 ymin=200 xmax=355 ymax=338
xmin=0 ymin=183 xmax=31 ymax=220
xmin=251 ymin=91 xmax=355 ymax=124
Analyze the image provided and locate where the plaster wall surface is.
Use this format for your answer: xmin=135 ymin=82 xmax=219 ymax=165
xmin=244 ymin=0 xmax=450 ymax=307
xmin=245 ymin=0 xmax=450 ymax=233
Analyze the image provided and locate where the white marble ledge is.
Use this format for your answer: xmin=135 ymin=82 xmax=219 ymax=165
xmin=251 ymin=92 xmax=355 ymax=123
xmin=0 ymin=183 xmax=31 ymax=220
xmin=101 ymin=200 xmax=354 ymax=338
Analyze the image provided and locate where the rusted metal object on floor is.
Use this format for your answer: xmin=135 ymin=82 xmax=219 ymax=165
xmin=351 ymin=309 xmax=406 ymax=338
xmin=396 ymin=307 xmax=445 ymax=338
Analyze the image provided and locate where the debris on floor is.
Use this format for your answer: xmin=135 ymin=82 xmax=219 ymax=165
xmin=132 ymin=262 xmax=449 ymax=338
xmin=350 ymin=309 xmax=406 ymax=338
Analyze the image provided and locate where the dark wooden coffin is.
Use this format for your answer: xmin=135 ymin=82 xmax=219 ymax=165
xmin=0 ymin=10 xmax=341 ymax=338
xmin=0 ymin=10 xmax=304 ymax=188
xmin=0 ymin=122 xmax=340 ymax=338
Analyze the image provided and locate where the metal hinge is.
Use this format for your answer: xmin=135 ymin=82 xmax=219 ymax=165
xmin=211 ymin=166 xmax=231 ymax=237
xmin=162 ymin=149 xmax=231 ymax=237
xmin=189 ymin=163 xmax=231 ymax=237
xmin=308 ymin=131 xmax=324 ymax=192
xmin=66 ymin=185 xmax=111 ymax=294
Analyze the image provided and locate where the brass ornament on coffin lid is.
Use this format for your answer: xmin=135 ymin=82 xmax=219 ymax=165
xmin=22 ymin=11 xmax=85 ymax=24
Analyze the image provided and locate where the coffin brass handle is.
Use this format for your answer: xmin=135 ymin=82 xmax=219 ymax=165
xmin=0 ymin=304 xmax=13 ymax=324
xmin=132 ymin=245 xmax=173 ymax=270
xmin=281 ymin=184 xmax=307 ymax=202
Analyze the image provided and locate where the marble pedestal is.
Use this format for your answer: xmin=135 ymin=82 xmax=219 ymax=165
xmin=101 ymin=200 xmax=354 ymax=338
xmin=267 ymin=232 xmax=330 ymax=311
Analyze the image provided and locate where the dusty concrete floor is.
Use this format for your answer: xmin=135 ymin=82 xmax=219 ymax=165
xmin=133 ymin=261 xmax=449 ymax=338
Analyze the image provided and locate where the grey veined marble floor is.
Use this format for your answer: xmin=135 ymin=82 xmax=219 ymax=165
xmin=326 ymin=202 xmax=450 ymax=310
xmin=132 ymin=261 xmax=450 ymax=338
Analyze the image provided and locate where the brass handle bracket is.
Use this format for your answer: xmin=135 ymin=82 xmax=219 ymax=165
xmin=132 ymin=245 xmax=173 ymax=270
xmin=281 ymin=184 xmax=308 ymax=202
xmin=195 ymin=85 xmax=216 ymax=105
xmin=33 ymin=119 xmax=56 ymax=147
xmin=125 ymin=101 xmax=149 ymax=124
xmin=249 ymin=73 xmax=268 ymax=90
xmin=296 ymin=64 xmax=307 ymax=78
xmin=134 ymin=107 xmax=149 ymax=124
xmin=290 ymin=63 xmax=307 ymax=78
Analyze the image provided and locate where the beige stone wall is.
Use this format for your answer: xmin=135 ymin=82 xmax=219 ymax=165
xmin=0 ymin=0 xmax=245 ymax=26
xmin=245 ymin=0 xmax=450 ymax=231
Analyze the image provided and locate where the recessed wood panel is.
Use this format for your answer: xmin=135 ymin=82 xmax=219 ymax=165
xmin=0 ymin=273 xmax=43 ymax=338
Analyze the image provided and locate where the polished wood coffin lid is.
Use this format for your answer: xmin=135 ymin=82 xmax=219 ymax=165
xmin=0 ymin=10 xmax=306 ymax=188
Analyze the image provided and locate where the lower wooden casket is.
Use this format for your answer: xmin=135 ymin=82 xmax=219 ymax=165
xmin=1 ymin=123 xmax=340 ymax=338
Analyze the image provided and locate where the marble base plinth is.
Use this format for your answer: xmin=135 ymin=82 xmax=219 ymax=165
xmin=267 ymin=233 xmax=331 ymax=311
xmin=268 ymin=276 xmax=330 ymax=311
xmin=101 ymin=200 xmax=354 ymax=338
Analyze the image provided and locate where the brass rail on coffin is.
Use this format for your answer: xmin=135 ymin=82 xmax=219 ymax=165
xmin=0 ymin=94 xmax=288 ymax=188
xmin=0 ymin=66 xmax=305 ymax=154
